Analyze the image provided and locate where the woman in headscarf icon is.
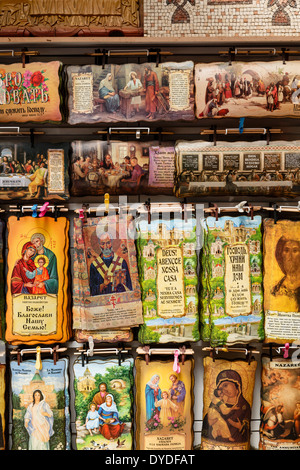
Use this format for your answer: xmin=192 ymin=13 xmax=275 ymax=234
xmin=202 ymin=369 xmax=251 ymax=444
xmin=99 ymin=72 xmax=120 ymax=114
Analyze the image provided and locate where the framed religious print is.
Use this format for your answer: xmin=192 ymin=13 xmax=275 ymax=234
xmin=0 ymin=342 xmax=5 ymax=450
xmin=72 ymin=214 xmax=143 ymax=339
xmin=201 ymin=356 xmax=257 ymax=450
xmin=263 ymin=218 xmax=300 ymax=344
xmin=0 ymin=61 xmax=63 ymax=123
xmin=136 ymin=212 xmax=200 ymax=344
xmin=5 ymin=216 xmax=72 ymax=345
xmin=135 ymin=355 xmax=194 ymax=450
xmin=73 ymin=355 xmax=134 ymax=450
xmin=66 ymin=62 xmax=195 ymax=125
xmin=0 ymin=221 xmax=4 ymax=341
xmin=195 ymin=61 xmax=300 ymax=119
xmin=201 ymin=215 xmax=264 ymax=346
xmin=0 ymin=0 xmax=143 ymax=37
xmin=0 ymin=141 xmax=69 ymax=201
xmin=10 ymin=357 xmax=71 ymax=450
xmin=70 ymin=140 xmax=175 ymax=197
xmin=259 ymin=355 xmax=300 ymax=450
xmin=175 ymin=140 xmax=300 ymax=198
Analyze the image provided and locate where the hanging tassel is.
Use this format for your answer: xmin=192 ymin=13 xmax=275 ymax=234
xmin=35 ymin=346 xmax=42 ymax=371
xmin=173 ymin=350 xmax=181 ymax=373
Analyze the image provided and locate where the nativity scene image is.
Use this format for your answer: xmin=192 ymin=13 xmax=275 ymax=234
xmin=0 ymin=142 xmax=68 ymax=201
xmin=196 ymin=61 xmax=300 ymax=119
xmin=67 ymin=61 xmax=194 ymax=125
xmin=71 ymin=140 xmax=152 ymax=196
xmin=73 ymin=359 xmax=133 ymax=451
xmin=0 ymin=0 xmax=143 ymax=37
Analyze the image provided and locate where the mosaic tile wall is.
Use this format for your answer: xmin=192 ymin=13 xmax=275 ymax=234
xmin=144 ymin=0 xmax=300 ymax=37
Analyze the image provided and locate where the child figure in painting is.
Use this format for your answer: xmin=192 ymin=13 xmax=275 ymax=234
xmin=86 ymin=403 xmax=100 ymax=436
xmin=154 ymin=391 xmax=178 ymax=427
xmin=207 ymin=389 xmax=236 ymax=442
xmin=23 ymin=255 xmax=50 ymax=294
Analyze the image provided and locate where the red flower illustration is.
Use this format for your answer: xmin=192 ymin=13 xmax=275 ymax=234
xmin=31 ymin=71 xmax=44 ymax=87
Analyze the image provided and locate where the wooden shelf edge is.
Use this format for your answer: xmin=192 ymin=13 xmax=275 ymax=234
xmin=1 ymin=35 xmax=300 ymax=48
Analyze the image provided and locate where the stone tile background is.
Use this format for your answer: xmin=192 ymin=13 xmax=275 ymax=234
xmin=144 ymin=0 xmax=300 ymax=37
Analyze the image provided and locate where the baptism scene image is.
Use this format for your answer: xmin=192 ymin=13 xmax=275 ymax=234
xmin=67 ymin=62 xmax=194 ymax=125
xmin=73 ymin=358 xmax=133 ymax=451
xmin=10 ymin=359 xmax=70 ymax=451
xmin=196 ymin=61 xmax=300 ymax=119
xmin=0 ymin=142 xmax=68 ymax=200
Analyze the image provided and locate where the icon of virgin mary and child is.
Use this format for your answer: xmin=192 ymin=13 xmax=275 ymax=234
xmin=202 ymin=369 xmax=252 ymax=444
xmin=11 ymin=233 xmax=58 ymax=295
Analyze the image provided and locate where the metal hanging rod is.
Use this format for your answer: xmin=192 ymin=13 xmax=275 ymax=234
xmin=9 ymin=204 xmax=68 ymax=213
xmin=136 ymin=347 xmax=194 ymax=356
xmin=202 ymin=346 xmax=260 ymax=355
xmin=10 ymin=346 xmax=67 ymax=356
xmin=87 ymin=49 xmax=173 ymax=57
xmin=218 ymin=47 xmax=300 ymax=56
xmin=74 ymin=347 xmax=131 ymax=356
xmin=263 ymin=203 xmax=300 ymax=213
xmin=204 ymin=202 xmax=260 ymax=214
xmin=201 ymin=128 xmax=282 ymax=136
xmin=0 ymin=50 xmax=40 ymax=57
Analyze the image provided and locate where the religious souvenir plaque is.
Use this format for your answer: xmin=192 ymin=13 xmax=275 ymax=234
xmin=66 ymin=62 xmax=195 ymax=125
xmin=201 ymin=356 xmax=257 ymax=450
xmin=10 ymin=357 xmax=71 ymax=450
xmin=144 ymin=0 xmax=300 ymax=40
xmin=72 ymin=214 xmax=143 ymax=339
xmin=0 ymin=1 xmax=143 ymax=37
xmin=195 ymin=61 xmax=300 ymax=119
xmin=0 ymin=342 xmax=5 ymax=450
xmin=175 ymin=140 xmax=300 ymax=198
xmin=70 ymin=140 xmax=175 ymax=197
xmin=135 ymin=355 xmax=194 ymax=450
xmin=136 ymin=212 xmax=200 ymax=344
xmin=0 ymin=141 xmax=69 ymax=201
xmin=201 ymin=215 xmax=264 ymax=346
xmin=73 ymin=355 xmax=134 ymax=450
xmin=259 ymin=355 xmax=300 ymax=450
xmin=0 ymin=61 xmax=62 ymax=123
xmin=5 ymin=216 xmax=72 ymax=345
xmin=263 ymin=218 xmax=300 ymax=344
xmin=0 ymin=221 xmax=4 ymax=341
